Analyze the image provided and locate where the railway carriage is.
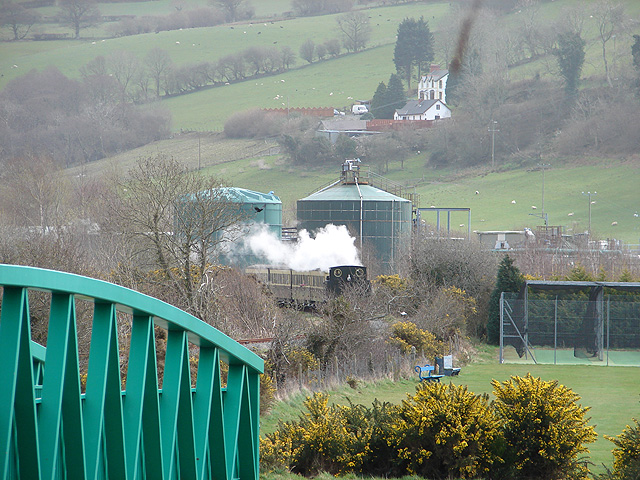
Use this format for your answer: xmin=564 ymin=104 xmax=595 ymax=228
xmin=245 ymin=265 xmax=368 ymax=306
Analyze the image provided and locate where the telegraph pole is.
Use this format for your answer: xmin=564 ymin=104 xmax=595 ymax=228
xmin=540 ymin=163 xmax=550 ymax=222
xmin=582 ymin=191 xmax=597 ymax=237
xmin=489 ymin=121 xmax=499 ymax=169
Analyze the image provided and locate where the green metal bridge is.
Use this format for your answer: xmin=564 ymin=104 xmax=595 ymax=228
xmin=0 ymin=264 xmax=263 ymax=480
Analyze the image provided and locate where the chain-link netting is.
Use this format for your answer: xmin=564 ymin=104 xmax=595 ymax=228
xmin=501 ymin=294 xmax=640 ymax=365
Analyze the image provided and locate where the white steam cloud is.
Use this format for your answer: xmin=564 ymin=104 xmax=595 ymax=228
xmin=240 ymin=224 xmax=360 ymax=271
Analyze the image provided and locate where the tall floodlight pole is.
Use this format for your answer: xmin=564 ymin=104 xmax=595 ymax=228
xmin=489 ymin=121 xmax=499 ymax=169
xmin=582 ymin=191 xmax=597 ymax=237
xmin=540 ymin=163 xmax=550 ymax=224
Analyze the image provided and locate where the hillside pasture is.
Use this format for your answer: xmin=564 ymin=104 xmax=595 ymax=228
xmin=65 ymin=132 xmax=640 ymax=245
xmin=0 ymin=2 xmax=448 ymax=92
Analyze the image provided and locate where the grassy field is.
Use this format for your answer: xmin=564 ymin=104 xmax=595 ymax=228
xmin=203 ymin=155 xmax=640 ymax=245
xmin=260 ymin=352 xmax=640 ymax=475
xmin=64 ymin=135 xmax=640 ymax=245
xmin=4 ymin=0 xmax=639 ymax=132
xmin=0 ymin=3 xmax=446 ymax=91
xmin=6 ymin=0 xmax=640 ymax=243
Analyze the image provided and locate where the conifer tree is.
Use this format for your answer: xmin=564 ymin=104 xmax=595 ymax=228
xmin=487 ymin=255 xmax=523 ymax=344
xmin=370 ymin=81 xmax=388 ymax=119
xmin=554 ymin=31 xmax=586 ymax=97
xmin=385 ymin=74 xmax=406 ymax=118
xmin=393 ymin=16 xmax=434 ymax=91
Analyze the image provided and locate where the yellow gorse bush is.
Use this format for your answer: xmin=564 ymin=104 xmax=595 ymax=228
xmin=492 ymin=373 xmax=597 ymax=480
xmin=388 ymin=321 xmax=445 ymax=357
xmin=374 ymin=274 xmax=409 ymax=291
xmin=261 ymin=374 xmax=599 ymax=480
xmin=605 ymin=418 xmax=640 ymax=480
xmin=390 ymin=382 xmax=499 ymax=479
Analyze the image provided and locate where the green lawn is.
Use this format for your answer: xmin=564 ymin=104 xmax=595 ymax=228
xmin=261 ymin=358 xmax=640 ymax=475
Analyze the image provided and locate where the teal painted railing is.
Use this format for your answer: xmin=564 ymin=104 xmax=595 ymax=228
xmin=0 ymin=264 xmax=263 ymax=480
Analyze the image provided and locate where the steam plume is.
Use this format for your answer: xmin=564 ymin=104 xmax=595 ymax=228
xmin=240 ymin=224 xmax=360 ymax=271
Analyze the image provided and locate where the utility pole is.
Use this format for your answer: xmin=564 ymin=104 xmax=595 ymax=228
xmin=582 ymin=191 xmax=597 ymax=237
xmin=489 ymin=120 xmax=499 ymax=169
xmin=540 ymin=163 xmax=550 ymax=223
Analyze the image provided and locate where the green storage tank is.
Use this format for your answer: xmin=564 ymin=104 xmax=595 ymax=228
xmin=297 ymin=171 xmax=412 ymax=273
xmin=221 ymin=187 xmax=282 ymax=239
xmin=178 ymin=187 xmax=282 ymax=266
xmin=221 ymin=187 xmax=282 ymax=266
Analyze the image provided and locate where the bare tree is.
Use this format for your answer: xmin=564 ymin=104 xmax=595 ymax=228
xmin=300 ymin=38 xmax=315 ymax=64
xmin=244 ymin=46 xmax=269 ymax=75
xmin=279 ymin=45 xmax=296 ymax=71
xmin=0 ymin=3 xmax=40 ymax=40
xmin=558 ymin=4 xmax=586 ymax=36
xmin=107 ymin=50 xmax=140 ymax=102
xmin=144 ymin=47 xmax=173 ymax=97
xmin=104 ymin=154 xmax=248 ymax=320
xmin=336 ymin=11 xmax=370 ymax=53
xmin=0 ymin=154 xmax=71 ymax=231
xmin=57 ymin=0 xmax=101 ymax=39
xmin=213 ymin=0 xmax=252 ymax=22
xmin=324 ymin=38 xmax=341 ymax=57
xmin=592 ymin=0 xmax=626 ymax=87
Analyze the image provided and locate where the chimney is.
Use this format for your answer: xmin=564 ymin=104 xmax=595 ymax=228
xmin=430 ymin=64 xmax=440 ymax=73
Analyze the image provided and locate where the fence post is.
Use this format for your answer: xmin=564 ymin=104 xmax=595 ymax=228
xmin=499 ymin=292 xmax=504 ymax=364
xmin=554 ymin=296 xmax=558 ymax=365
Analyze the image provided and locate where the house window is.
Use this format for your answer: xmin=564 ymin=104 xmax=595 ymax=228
xmin=436 ymin=104 xmax=440 ymax=110
xmin=435 ymin=115 xmax=440 ymax=120
xmin=439 ymin=80 xmax=442 ymax=88
xmin=439 ymin=92 xmax=442 ymax=99
xmin=430 ymin=90 xmax=435 ymax=100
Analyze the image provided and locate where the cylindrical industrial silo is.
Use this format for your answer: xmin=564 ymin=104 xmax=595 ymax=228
xmin=221 ymin=187 xmax=282 ymax=266
xmin=224 ymin=187 xmax=282 ymax=239
xmin=178 ymin=187 xmax=282 ymax=266
xmin=297 ymin=163 xmax=412 ymax=273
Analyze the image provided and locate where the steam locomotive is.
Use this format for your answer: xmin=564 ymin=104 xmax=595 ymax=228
xmin=245 ymin=265 xmax=368 ymax=306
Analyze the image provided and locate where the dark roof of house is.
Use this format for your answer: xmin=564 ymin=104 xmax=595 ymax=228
xmin=423 ymin=70 xmax=449 ymax=81
xmin=395 ymin=99 xmax=440 ymax=116
xmin=320 ymin=119 xmax=368 ymax=131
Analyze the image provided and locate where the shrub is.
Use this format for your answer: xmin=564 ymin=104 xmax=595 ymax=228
xmin=388 ymin=321 xmax=444 ymax=358
xmin=374 ymin=274 xmax=408 ymax=291
xmin=418 ymin=286 xmax=477 ymax=342
xmin=261 ymin=377 xmax=600 ymax=479
xmin=260 ymin=393 xmax=372 ymax=475
xmin=261 ymin=392 xmax=398 ymax=476
xmin=260 ymin=373 xmax=276 ymax=414
xmin=390 ymin=382 xmax=500 ymax=479
xmin=603 ymin=419 xmax=640 ymax=480
xmin=492 ymin=374 xmax=597 ymax=480
xmin=223 ymin=108 xmax=283 ymax=139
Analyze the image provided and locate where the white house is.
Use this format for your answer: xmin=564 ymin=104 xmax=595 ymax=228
xmin=417 ymin=64 xmax=449 ymax=104
xmin=394 ymin=99 xmax=451 ymax=121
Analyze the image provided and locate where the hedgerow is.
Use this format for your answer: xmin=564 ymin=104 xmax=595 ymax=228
xmin=261 ymin=374 xmax=598 ymax=480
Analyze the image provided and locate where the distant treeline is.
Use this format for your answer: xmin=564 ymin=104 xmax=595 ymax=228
xmin=0 ymin=66 xmax=170 ymax=167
